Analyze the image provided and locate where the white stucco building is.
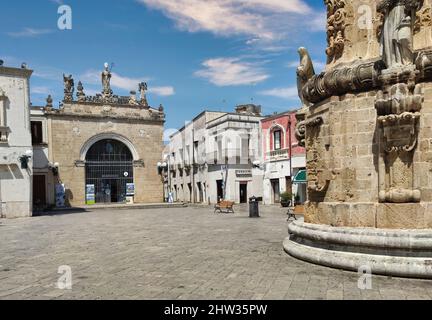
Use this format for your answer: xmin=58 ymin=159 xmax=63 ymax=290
xmin=0 ymin=63 xmax=33 ymax=218
xmin=164 ymin=105 xmax=264 ymax=204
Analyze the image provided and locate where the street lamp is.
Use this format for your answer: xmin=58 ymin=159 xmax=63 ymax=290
xmin=19 ymin=150 xmax=33 ymax=169
xmin=48 ymin=162 xmax=60 ymax=176
xmin=252 ymin=160 xmax=263 ymax=169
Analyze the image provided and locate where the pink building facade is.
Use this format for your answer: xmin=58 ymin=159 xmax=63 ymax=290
xmin=261 ymin=111 xmax=306 ymax=205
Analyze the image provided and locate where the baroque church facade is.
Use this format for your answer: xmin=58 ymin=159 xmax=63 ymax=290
xmin=32 ymin=64 xmax=165 ymax=208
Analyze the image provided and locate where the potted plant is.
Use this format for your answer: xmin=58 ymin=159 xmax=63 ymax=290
xmin=280 ymin=192 xmax=292 ymax=208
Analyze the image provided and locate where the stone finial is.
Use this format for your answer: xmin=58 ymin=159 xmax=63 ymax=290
xmin=46 ymin=95 xmax=53 ymax=109
xmin=159 ymin=104 xmax=164 ymax=112
xmin=77 ymin=81 xmax=86 ymax=102
xmin=129 ymin=91 xmax=139 ymax=105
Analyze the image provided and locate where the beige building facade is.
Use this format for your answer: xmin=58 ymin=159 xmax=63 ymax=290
xmin=285 ymin=0 xmax=432 ymax=278
xmin=34 ymin=65 xmax=165 ymax=207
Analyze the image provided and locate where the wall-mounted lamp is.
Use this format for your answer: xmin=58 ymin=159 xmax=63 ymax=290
xmin=19 ymin=150 xmax=33 ymax=169
xmin=48 ymin=162 xmax=60 ymax=176
xmin=157 ymin=162 xmax=168 ymax=174
xmin=252 ymin=160 xmax=263 ymax=169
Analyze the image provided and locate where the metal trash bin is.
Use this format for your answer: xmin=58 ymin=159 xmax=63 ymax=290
xmin=249 ymin=196 xmax=260 ymax=218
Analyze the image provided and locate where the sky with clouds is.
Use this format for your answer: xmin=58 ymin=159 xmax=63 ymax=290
xmin=0 ymin=0 xmax=328 ymax=131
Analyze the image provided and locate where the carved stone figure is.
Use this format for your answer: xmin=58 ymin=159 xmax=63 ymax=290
xmin=76 ymin=81 xmax=86 ymax=102
xmin=325 ymin=0 xmax=348 ymax=64
xmin=414 ymin=5 xmax=432 ymax=32
xmin=375 ymin=68 xmax=424 ymax=203
xmin=63 ymin=74 xmax=74 ymax=102
xmin=297 ymin=47 xmax=315 ymax=108
xmin=377 ymin=0 xmax=424 ymax=68
xmin=139 ymin=82 xmax=148 ymax=106
xmin=102 ymin=63 xmax=113 ymax=98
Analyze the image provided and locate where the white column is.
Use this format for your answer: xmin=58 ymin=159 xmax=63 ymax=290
xmin=0 ymin=88 xmax=6 ymax=127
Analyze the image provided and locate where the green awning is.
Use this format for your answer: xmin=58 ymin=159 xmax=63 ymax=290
xmin=293 ymin=170 xmax=307 ymax=184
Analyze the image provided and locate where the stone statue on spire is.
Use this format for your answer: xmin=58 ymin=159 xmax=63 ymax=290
xmin=102 ymin=62 xmax=113 ymax=98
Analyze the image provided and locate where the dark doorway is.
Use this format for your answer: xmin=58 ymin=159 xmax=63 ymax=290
xmin=197 ymin=182 xmax=203 ymax=203
xmin=240 ymin=183 xmax=248 ymax=204
xmin=187 ymin=183 xmax=192 ymax=203
xmin=271 ymin=179 xmax=281 ymax=203
xmin=85 ymin=139 xmax=134 ymax=204
xmin=33 ymin=175 xmax=46 ymax=207
xmin=216 ymin=180 xmax=224 ymax=202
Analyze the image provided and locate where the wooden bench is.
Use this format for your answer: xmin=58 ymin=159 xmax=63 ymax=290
xmin=214 ymin=201 xmax=235 ymax=214
xmin=287 ymin=205 xmax=305 ymax=221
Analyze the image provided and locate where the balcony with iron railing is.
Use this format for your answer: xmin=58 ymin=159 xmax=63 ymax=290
xmin=0 ymin=126 xmax=9 ymax=143
xmin=268 ymin=148 xmax=289 ymax=162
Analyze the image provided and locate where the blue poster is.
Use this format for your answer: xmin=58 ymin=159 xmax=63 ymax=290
xmin=55 ymin=183 xmax=66 ymax=208
xmin=126 ymin=183 xmax=135 ymax=196
xmin=86 ymin=184 xmax=95 ymax=205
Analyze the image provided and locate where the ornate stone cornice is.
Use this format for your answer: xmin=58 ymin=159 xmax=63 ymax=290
xmin=301 ymin=49 xmax=432 ymax=104
xmin=45 ymin=110 xmax=165 ymax=124
xmin=0 ymin=66 xmax=33 ymax=78
xmin=302 ymin=58 xmax=383 ymax=104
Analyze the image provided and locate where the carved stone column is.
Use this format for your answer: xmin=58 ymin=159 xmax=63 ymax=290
xmin=0 ymin=87 xmax=9 ymax=143
xmin=375 ymin=72 xmax=423 ymax=203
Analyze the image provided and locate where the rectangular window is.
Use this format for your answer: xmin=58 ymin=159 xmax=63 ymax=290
xmin=241 ymin=136 xmax=250 ymax=163
xmin=274 ymin=130 xmax=281 ymax=150
xmin=31 ymin=121 xmax=43 ymax=145
xmin=194 ymin=141 xmax=199 ymax=163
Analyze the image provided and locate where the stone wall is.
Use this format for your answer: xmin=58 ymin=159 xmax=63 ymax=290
xmin=303 ymin=82 xmax=432 ymax=229
xmin=48 ymin=103 xmax=164 ymax=206
xmin=0 ymin=66 xmax=33 ymax=218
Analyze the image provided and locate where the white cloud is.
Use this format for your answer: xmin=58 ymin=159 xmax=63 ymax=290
xmin=163 ymin=128 xmax=179 ymax=142
xmin=7 ymin=28 xmax=53 ymax=38
xmin=195 ymin=57 xmax=269 ymax=86
xmin=149 ymin=86 xmax=175 ymax=96
xmin=31 ymin=86 xmax=52 ymax=95
xmin=138 ymin=0 xmax=318 ymax=41
xmin=259 ymin=86 xmax=299 ymax=100
xmin=287 ymin=60 xmax=326 ymax=72
xmin=80 ymin=70 xmax=150 ymax=92
xmin=80 ymin=70 xmax=174 ymax=96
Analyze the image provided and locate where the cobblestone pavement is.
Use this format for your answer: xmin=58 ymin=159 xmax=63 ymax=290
xmin=1 ymin=205 xmax=432 ymax=300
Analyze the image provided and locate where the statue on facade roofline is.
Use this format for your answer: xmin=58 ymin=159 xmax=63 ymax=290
xmin=63 ymin=74 xmax=74 ymax=102
xmin=139 ymin=82 xmax=148 ymax=106
xmin=102 ymin=62 xmax=113 ymax=97
xmin=377 ymin=0 xmax=424 ymax=69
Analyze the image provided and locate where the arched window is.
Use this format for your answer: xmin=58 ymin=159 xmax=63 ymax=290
xmin=85 ymin=139 xmax=134 ymax=204
xmin=273 ymin=129 xmax=282 ymax=150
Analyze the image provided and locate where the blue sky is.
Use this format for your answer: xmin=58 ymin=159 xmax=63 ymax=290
xmin=0 ymin=0 xmax=327 ymax=133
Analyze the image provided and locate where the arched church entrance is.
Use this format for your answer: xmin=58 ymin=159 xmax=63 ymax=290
xmin=85 ymin=139 xmax=134 ymax=204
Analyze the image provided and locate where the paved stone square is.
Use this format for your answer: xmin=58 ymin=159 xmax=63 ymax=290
xmin=0 ymin=205 xmax=432 ymax=300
